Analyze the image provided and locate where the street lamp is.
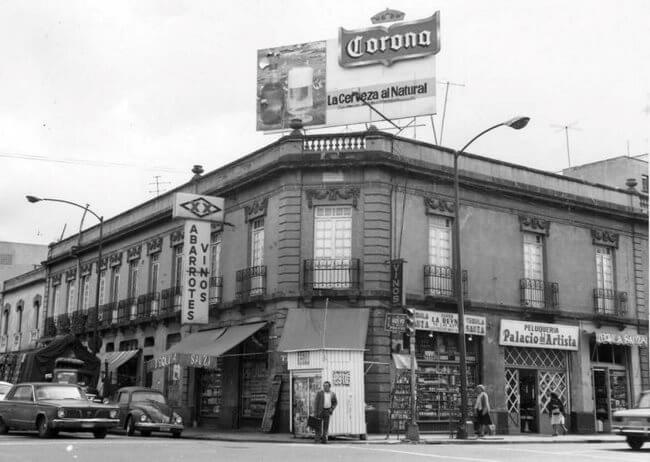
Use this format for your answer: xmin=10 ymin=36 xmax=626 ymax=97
xmin=453 ymin=116 xmax=529 ymax=439
xmin=26 ymin=195 xmax=104 ymax=355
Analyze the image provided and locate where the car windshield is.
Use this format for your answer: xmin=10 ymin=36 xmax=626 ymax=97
xmin=131 ymin=391 xmax=166 ymax=404
xmin=638 ymin=393 xmax=650 ymax=408
xmin=35 ymin=385 xmax=85 ymax=400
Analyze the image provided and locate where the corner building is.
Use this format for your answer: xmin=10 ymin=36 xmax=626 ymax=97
xmin=39 ymin=129 xmax=648 ymax=435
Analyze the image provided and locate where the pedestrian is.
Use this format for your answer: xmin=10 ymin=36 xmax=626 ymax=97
xmin=474 ymin=384 xmax=492 ymax=437
xmin=547 ymin=392 xmax=567 ymax=436
xmin=313 ymin=381 xmax=337 ymax=444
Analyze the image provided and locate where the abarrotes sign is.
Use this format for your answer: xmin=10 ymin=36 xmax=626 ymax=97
xmin=173 ymin=193 xmax=225 ymax=324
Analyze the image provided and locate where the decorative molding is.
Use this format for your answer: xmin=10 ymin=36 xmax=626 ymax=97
xmin=519 ymin=215 xmax=551 ymax=236
xmin=591 ymin=229 xmax=619 ymax=248
xmin=51 ymin=274 xmax=62 ymax=286
xmin=305 ymin=187 xmax=360 ymax=209
xmin=146 ymin=237 xmax=163 ymax=255
xmin=98 ymin=257 xmax=109 ymax=272
xmin=80 ymin=263 xmax=92 ymax=276
xmin=245 ymin=197 xmax=269 ymax=222
xmin=127 ymin=245 xmax=142 ymax=262
xmin=170 ymin=230 xmax=184 ymax=247
xmin=424 ymin=195 xmax=455 ymax=217
xmin=109 ymin=252 xmax=123 ymax=267
xmin=65 ymin=268 xmax=77 ymax=281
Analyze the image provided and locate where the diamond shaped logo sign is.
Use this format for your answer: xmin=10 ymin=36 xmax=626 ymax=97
xmin=173 ymin=193 xmax=224 ymax=222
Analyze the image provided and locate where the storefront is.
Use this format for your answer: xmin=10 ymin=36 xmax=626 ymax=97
xmin=589 ymin=330 xmax=648 ymax=433
xmin=396 ymin=310 xmax=486 ymax=432
xmin=499 ymin=319 xmax=579 ymax=435
xmin=278 ymin=307 xmax=369 ymax=439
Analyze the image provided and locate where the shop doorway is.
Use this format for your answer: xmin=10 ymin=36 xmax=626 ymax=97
xmin=519 ymin=369 xmax=538 ymax=433
xmin=593 ymin=368 xmax=609 ymax=433
xmin=291 ymin=372 xmax=321 ymax=437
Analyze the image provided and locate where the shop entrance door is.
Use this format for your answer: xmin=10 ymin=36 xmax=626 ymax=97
xmin=291 ymin=372 xmax=321 ymax=437
xmin=519 ymin=369 xmax=538 ymax=433
xmin=593 ymin=368 xmax=610 ymax=433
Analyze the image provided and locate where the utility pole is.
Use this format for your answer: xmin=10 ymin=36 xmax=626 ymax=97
xmin=149 ymin=175 xmax=171 ymax=196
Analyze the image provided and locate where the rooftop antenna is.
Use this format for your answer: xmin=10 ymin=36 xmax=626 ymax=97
xmin=149 ymin=175 xmax=171 ymax=196
xmin=438 ymin=80 xmax=465 ymax=144
xmin=551 ymin=121 xmax=582 ymax=167
xmin=58 ymin=223 xmax=67 ymax=242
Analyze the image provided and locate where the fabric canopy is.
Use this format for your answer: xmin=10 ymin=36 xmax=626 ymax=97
xmin=277 ymin=308 xmax=369 ymax=352
xmin=96 ymin=350 xmax=140 ymax=395
xmin=146 ymin=322 xmax=267 ymax=371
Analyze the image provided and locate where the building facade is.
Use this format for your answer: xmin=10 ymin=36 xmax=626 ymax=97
xmin=14 ymin=128 xmax=648 ymax=435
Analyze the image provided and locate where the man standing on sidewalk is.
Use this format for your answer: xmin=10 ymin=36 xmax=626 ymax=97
xmin=314 ymin=381 xmax=337 ymax=444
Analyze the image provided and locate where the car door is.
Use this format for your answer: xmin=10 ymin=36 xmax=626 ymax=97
xmin=117 ymin=391 xmax=131 ymax=427
xmin=7 ymin=385 xmax=36 ymax=429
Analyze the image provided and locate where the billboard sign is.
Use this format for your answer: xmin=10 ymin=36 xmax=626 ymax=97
xmin=181 ymin=220 xmax=210 ymax=324
xmin=256 ymin=11 xmax=439 ymax=131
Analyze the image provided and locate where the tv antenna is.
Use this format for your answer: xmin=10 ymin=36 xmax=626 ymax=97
xmin=437 ymin=80 xmax=465 ymax=145
xmin=149 ymin=175 xmax=171 ymax=196
xmin=551 ymin=122 xmax=581 ymax=167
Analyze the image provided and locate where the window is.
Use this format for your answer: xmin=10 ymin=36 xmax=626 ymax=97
xmin=250 ymin=218 xmax=265 ymax=267
xmin=34 ymin=298 xmax=40 ymax=330
xmin=523 ymin=232 xmax=545 ymax=308
xmin=10 ymin=386 xmax=34 ymax=402
xmin=65 ymin=280 xmax=76 ymax=314
xmin=119 ymin=339 xmax=138 ymax=351
xmin=210 ymin=233 xmax=222 ymax=277
xmin=110 ymin=268 xmax=120 ymax=303
xmin=595 ymin=246 xmax=615 ymax=313
xmin=118 ymin=392 xmax=130 ymax=405
xmin=98 ymin=270 xmax=107 ymax=305
xmin=16 ymin=302 xmax=23 ymax=333
xmin=105 ymin=342 xmax=115 ymax=353
xmin=2 ymin=308 xmax=9 ymax=336
xmin=144 ymin=336 xmax=155 ymax=347
xmin=313 ymin=206 xmax=352 ymax=288
xmin=148 ymin=254 xmax=159 ymax=293
xmin=642 ymin=174 xmax=648 ymax=193
xmin=172 ymin=246 xmax=183 ymax=288
xmin=0 ymin=254 xmax=13 ymax=265
xmin=429 ymin=216 xmax=452 ymax=267
xmin=80 ymin=275 xmax=90 ymax=311
xmin=127 ymin=261 xmax=138 ymax=299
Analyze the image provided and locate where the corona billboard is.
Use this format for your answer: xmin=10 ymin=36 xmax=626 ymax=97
xmin=256 ymin=11 xmax=439 ymax=131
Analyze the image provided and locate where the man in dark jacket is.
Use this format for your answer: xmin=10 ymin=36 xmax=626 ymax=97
xmin=313 ymin=381 xmax=337 ymax=443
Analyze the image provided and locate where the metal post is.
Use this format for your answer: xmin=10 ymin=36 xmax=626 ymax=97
xmin=403 ymin=259 xmax=420 ymax=442
xmin=92 ymin=217 xmax=104 ymax=354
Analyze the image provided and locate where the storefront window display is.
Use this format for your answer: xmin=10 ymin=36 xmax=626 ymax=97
xmin=590 ymin=337 xmax=630 ymax=432
xmin=240 ymin=330 xmax=269 ymax=420
xmin=198 ymin=358 xmax=224 ymax=420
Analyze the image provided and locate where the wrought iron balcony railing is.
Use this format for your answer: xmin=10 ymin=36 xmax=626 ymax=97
xmin=423 ymin=265 xmax=468 ymax=298
xmin=160 ymin=286 xmax=182 ymax=315
xmin=99 ymin=302 xmax=116 ymax=327
xmin=593 ymin=288 xmax=628 ymax=317
xmin=209 ymin=276 xmax=223 ymax=305
xmin=519 ymin=278 xmax=559 ymax=310
xmin=117 ymin=297 xmax=136 ymax=324
xmin=136 ymin=292 xmax=160 ymax=319
xmin=303 ymin=258 xmax=360 ymax=292
xmin=236 ymin=266 xmax=267 ymax=301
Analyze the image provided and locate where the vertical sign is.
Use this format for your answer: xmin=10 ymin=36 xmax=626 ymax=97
xmin=390 ymin=259 xmax=403 ymax=307
xmin=182 ymin=220 xmax=211 ymax=324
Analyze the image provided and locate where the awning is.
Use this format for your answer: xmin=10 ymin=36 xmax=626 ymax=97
xmin=277 ymin=308 xmax=369 ymax=352
xmin=146 ymin=322 xmax=267 ymax=371
xmin=96 ymin=350 xmax=140 ymax=394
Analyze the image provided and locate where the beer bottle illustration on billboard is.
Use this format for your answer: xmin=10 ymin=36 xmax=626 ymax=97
xmin=287 ymin=65 xmax=314 ymax=123
xmin=259 ymin=53 xmax=284 ymax=126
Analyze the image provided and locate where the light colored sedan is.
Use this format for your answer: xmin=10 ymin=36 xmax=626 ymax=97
xmin=613 ymin=390 xmax=650 ymax=450
xmin=0 ymin=382 xmax=12 ymax=400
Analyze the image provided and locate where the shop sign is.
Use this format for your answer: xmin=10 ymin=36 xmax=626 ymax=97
xmin=390 ymin=259 xmax=404 ymax=306
xmin=500 ymin=320 xmax=578 ymax=351
xmin=332 ymin=370 xmax=351 ymax=386
xmin=172 ymin=193 xmax=224 ymax=223
xmin=595 ymin=332 xmax=648 ymax=346
xmin=413 ymin=310 xmax=486 ymax=336
xmin=181 ymin=219 xmax=210 ymax=324
xmin=146 ymin=352 xmax=220 ymax=371
xmin=297 ymin=351 xmax=311 ymax=366
xmin=385 ymin=313 xmax=407 ymax=333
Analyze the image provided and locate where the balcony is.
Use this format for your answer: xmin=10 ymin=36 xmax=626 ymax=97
xmin=117 ymin=297 xmax=136 ymax=324
xmin=209 ymin=276 xmax=223 ymax=306
xmin=423 ymin=265 xmax=468 ymax=299
xmin=303 ymin=258 xmax=360 ymax=291
xmin=160 ymin=286 xmax=182 ymax=316
xmin=519 ymin=279 xmax=559 ymax=310
xmin=593 ymin=288 xmax=627 ymax=317
xmin=236 ymin=266 xmax=267 ymax=301
xmin=136 ymin=292 xmax=160 ymax=319
xmin=99 ymin=302 xmax=116 ymax=327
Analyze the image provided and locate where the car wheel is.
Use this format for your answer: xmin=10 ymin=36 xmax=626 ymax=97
xmin=93 ymin=430 xmax=107 ymax=439
xmin=627 ymin=436 xmax=644 ymax=450
xmin=171 ymin=431 xmax=182 ymax=438
xmin=140 ymin=430 xmax=151 ymax=437
xmin=126 ymin=416 xmax=136 ymax=436
xmin=37 ymin=416 xmax=53 ymax=438
xmin=0 ymin=417 xmax=9 ymax=435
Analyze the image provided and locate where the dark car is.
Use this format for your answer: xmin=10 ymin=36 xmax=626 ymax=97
xmin=112 ymin=387 xmax=183 ymax=437
xmin=613 ymin=390 xmax=650 ymax=450
xmin=0 ymin=382 xmax=119 ymax=438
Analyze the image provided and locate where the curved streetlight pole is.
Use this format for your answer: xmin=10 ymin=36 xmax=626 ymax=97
xmin=453 ymin=117 xmax=529 ymax=439
xmin=26 ymin=196 xmax=104 ymax=355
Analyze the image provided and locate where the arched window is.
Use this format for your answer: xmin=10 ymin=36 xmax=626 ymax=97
xmin=33 ymin=295 xmax=42 ymax=331
xmin=16 ymin=300 xmax=24 ymax=333
xmin=2 ymin=305 xmax=9 ymax=336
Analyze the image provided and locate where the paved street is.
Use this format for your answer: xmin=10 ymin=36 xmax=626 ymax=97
xmin=0 ymin=433 xmax=648 ymax=462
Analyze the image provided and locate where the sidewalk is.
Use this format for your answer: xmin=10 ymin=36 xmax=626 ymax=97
xmin=180 ymin=428 xmax=626 ymax=445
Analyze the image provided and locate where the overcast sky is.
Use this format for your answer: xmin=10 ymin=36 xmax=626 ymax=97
xmin=1 ymin=0 xmax=648 ymax=245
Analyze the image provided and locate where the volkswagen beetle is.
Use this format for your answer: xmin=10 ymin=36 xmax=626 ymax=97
xmin=112 ymin=387 xmax=183 ymax=438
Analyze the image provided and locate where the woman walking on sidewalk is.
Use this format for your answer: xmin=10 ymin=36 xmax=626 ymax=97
xmin=547 ymin=393 xmax=567 ymax=436
xmin=474 ymin=385 xmax=492 ymax=437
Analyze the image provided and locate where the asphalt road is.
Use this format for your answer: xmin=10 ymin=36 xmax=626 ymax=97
xmin=0 ymin=433 xmax=648 ymax=462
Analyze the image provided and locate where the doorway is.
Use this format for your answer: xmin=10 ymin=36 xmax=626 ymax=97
xmin=291 ymin=372 xmax=321 ymax=436
xmin=519 ymin=369 xmax=538 ymax=433
xmin=593 ymin=368 xmax=610 ymax=433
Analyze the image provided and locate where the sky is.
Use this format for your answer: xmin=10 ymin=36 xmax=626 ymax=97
xmin=1 ymin=0 xmax=648 ymax=245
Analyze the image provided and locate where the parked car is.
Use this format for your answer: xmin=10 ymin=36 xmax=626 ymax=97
xmin=613 ymin=390 xmax=650 ymax=450
xmin=0 ymin=382 xmax=119 ymax=438
xmin=111 ymin=387 xmax=183 ymax=438
xmin=0 ymin=382 xmax=12 ymax=400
